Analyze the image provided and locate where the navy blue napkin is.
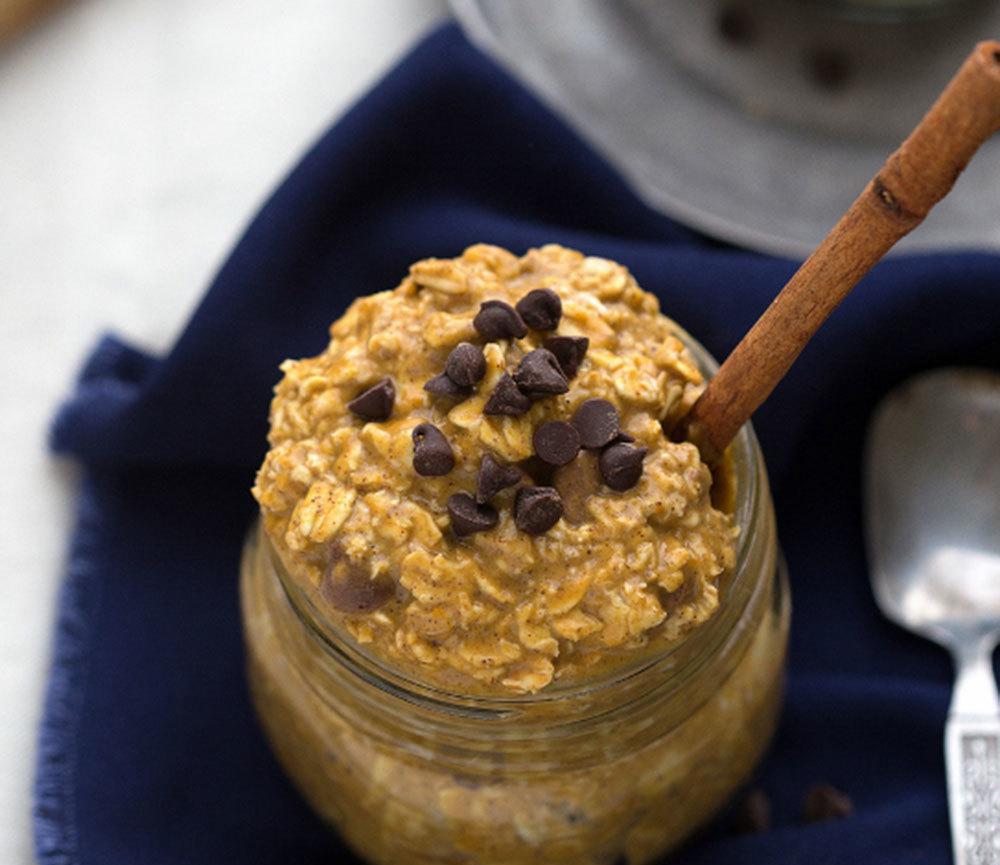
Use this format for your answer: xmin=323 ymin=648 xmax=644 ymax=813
xmin=37 ymin=21 xmax=1000 ymax=865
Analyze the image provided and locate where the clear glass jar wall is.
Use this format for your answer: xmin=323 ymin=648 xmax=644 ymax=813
xmin=240 ymin=333 xmax=790 ymax=865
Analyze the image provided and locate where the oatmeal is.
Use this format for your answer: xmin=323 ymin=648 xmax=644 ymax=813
xmin=243 ymin=257 xmax=790 ymax=862
xmin=242 ymin=517 xmax=788 ymax=865
xmin=252 ymin=244 xmax=736 ymax=693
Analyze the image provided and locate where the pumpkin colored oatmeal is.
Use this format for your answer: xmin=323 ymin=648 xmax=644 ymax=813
xmin=252 ymin=244 xmax=736 ymax=694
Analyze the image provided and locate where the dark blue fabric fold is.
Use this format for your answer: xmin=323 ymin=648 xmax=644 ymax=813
xmin=38 ymin=20 xmax=1000 ymax=865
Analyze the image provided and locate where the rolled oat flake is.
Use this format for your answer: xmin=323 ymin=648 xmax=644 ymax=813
xmin=412 ymin=423 xmax=455 ymax=476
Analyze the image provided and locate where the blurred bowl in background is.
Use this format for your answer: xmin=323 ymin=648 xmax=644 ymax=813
xmin=451 ymin=0 xmax=1000 ymax=256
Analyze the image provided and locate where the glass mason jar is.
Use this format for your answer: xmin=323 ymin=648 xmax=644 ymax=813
xmin=240 ymin=330 xmax=790 ymax=865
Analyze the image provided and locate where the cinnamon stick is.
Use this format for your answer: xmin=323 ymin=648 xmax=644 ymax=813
xmin=680 ymin=41 xmax=1000 ymax=462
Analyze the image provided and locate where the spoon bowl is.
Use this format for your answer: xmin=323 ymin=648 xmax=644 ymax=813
xmin=867 ymin=368 xmax=1000 ymax=648
xmin=865 ymin=367 xmax=1000 ymax=865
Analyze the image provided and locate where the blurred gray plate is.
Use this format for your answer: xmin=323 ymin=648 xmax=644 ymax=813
xmin=451 ymin=0 xmax=1000 ymax=257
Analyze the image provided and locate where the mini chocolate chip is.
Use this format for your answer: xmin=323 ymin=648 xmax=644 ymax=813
xmin=514 ymin=486 xmax=563 ymax=535
xmin=543 ymin=335 xmax=589 ymax=379
xmin=447 ymin=493 xmax=499 ymax=537
xmin=476 ymin=453 xmax=522 ymax=503
xmin=516 ymin=288 xmax=562 ymax=331
xmin=611 ymin=431 xmax=635 ymax=444
xmin=513 ymin=349 xmax=568 ymax=396
xmin=517 ymin=456 xmax=555 ymax=487
xmin=321 ymin=545 xmax=394 ymax=613
xmin=553 ymin=450 xmax=600 ymax=524
xmin=802 ymin=784 xmax=854 ymax=824
xmin=347 ymin=377 xmax=395 ymax=421
xmin=717 ymin=5 xmax=756 ymax=47
xmin=731 ymin=789 xmax=771 ymax=835
xmin=533 ymin=421 xmax=581 ymax=466
xmin=571 ymin=399 xmax=620 ymax=449
xmin=807 ymin=46 xmax=851 ymax=91
xmin=599 ymin=442 xmax=647 ymax=491
xmin=484 ymin=372 xmax=533 ymax=416
xmin=424 ymin=372 xmax=472 ymax=399
xmin=445 ymin=342 xmax=486 ymax=388
xmin=412 ymin=423 xmax=455 ymax=476
xmin=473 ymin=300 xmax=527 ymax=341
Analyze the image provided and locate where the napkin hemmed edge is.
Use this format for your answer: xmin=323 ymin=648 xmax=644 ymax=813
xmin=50 ymin=334 xmax=158 ymax=459
xmin=33 ymin=477 xmax=106 ymax=865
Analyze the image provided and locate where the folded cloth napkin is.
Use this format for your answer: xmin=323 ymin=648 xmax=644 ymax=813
xmin=37 ymin=20 xmax=1000 ymax=865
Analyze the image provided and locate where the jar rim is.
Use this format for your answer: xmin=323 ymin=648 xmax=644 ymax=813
xmin=270 ymin=321 xmax=767 ymax=715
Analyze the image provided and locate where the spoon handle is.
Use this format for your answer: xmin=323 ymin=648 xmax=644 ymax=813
xmin=947 ymin=645 xmax=1000 ymax=865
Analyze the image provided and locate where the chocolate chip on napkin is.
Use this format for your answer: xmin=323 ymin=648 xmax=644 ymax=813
xmin=802 ymin=784 xmax=854 ymax=824
xmin=731 ymin=789 xmax=772 ymax=835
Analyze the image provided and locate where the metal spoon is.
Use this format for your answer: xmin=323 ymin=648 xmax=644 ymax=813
xmin=865 ymin=368 xmax=1000 ymax=865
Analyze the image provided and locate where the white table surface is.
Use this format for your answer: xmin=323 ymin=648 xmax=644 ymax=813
xmin=0 ymin=1 xmax=447 ymax=860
